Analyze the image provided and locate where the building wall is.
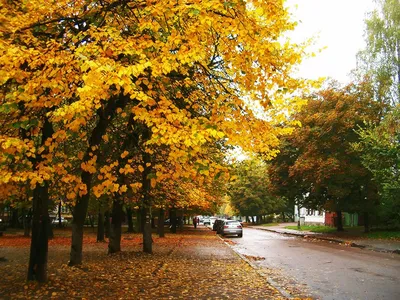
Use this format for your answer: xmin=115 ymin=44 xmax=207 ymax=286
xmin=294 ymin=206 xmax=325 ymax=225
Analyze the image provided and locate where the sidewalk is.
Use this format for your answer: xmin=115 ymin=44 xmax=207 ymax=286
xmin=0 ymin=226 xmax=287 ymax=299
xmin=250 ymin=223 xmax=400 ymax=254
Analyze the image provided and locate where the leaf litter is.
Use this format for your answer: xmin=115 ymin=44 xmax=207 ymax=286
xmin=0 ymin=227 xmax=297 ymax=299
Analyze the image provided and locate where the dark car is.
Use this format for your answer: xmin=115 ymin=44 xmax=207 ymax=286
xmin=213 ymin=219 xmax=225 ymax=233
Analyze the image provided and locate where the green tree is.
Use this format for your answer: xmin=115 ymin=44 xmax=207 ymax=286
xmin=229 ymin=159 xmax=286 ymax=224
xmin=354 ymin=107 xmax=400 ymax=227
xmin=356 ymin=0 xmax=400 ymax=105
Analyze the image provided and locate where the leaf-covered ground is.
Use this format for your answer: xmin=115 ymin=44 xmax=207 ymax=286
xmin=0 ymin=227 xmax=288 ymax=299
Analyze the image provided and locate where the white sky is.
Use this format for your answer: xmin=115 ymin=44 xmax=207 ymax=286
xmin=286 ymin=0 xmax=377 ymax=83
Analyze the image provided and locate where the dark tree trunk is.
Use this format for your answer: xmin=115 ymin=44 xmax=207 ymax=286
xmin=27 ymin=116 xmax=53 ymax=282
xmin=251 ymin=216 xmax=255 ymax=224
xmin=246 ymin=216 xmax=250 ymax=223
xmin=10 ymin=208 xmax=19 ymax=228
xmin=336 ymin=211 xmax=344 ymax=231
xmin=47 ymin=220 xmax=54 ymax=240
xmin=108 ymin=200 xmax=123 ymax=254
xmin=27 ymin=184 xmax=50 ymax=282
xmin=151 ymin=217 xmax=156 ymax=228
xmin=89 ymin=214 xmax=95 ymax=231
xmin=23 ymin=208 xmax=32 ymax=237
xmin=142 ymin=207 xmax=152 ymax=254
xmin=157 ymin=208 xmax=165 ymax=238
xmin=105 ymin=211 xmax=111 ymax=238
xmin=141 ymin=126 xmax=153 ymax=254
xmin=57 ymin=201 xmax=62 ymax=228
xmin=170 ymin=209 xmax=177 ymax=233
xmin=281 ymin=212 xmax=286 ymax=222
xmin=126 ymin=207 xmax=134 ymax=233
xmin=69 ymin=185 xmax=90 ymax=266
xmin=136 ymin=209 xmax=142 ymax=233
xmin=69 ymin=95 xmax=128 ymax=266
xmin=97 ymin=211 xmax=105 ymax=242
xmin=363 ymin=212 xmax=370 ymax=233
xmin=297 ymin=204 xmax=301 ymax=229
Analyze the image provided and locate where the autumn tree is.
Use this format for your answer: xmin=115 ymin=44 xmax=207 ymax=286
xmin=1 ymin=0 xmax=311 ymax=281
xmin=271 ymin=82 xmax=383 ymax=231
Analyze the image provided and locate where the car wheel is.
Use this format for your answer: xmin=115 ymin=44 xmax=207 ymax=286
xmin=238 ymin=233 xmax=243 ymax=238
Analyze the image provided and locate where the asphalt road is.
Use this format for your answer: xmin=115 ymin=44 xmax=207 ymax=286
xmin=226 ymin=227 xmax=400 ymax=300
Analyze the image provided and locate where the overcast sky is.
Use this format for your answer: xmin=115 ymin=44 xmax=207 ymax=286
xmin=286 ymin=0 xmax=376 ymax=83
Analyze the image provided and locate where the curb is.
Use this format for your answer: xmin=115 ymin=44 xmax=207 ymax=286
xmin=216 ymin=234 xmax=293 ymax=299
xmin=252 ymin=227 xmax=400 ymax=255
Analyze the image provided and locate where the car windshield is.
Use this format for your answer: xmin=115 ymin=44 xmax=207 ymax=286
xmin=225 ymin=221 xmax=240 ymax=225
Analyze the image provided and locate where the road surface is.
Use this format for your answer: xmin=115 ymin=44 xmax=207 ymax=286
xmin=225 ymin=227 xmax=400 ymax=300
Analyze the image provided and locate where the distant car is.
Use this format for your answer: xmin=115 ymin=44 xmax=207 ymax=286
xmin=52 ymin=217 xmax=68 ymax=226
xmin=210 ymin=217 xmax=217 ymax=226
xmin=221 ymin=220 xmax=243 ymax=237
xmin=203 ymin=218 xmax=211 ymax=225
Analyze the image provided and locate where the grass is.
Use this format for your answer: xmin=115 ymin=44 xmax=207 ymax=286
xmin=285 ymin=225 xmax=337 ymax=233
xmin=367 ymin=231 xmax=400 ymax=240
xmin=260 ymin=222 xmax=280 ymax=227
xmin=285 ymin=225 xmax=400 ymax=240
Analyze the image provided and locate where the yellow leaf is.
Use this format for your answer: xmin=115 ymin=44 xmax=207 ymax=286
xmin=150 ymin=178 xmax=156 ymax=188
xmin=138 ymin=165 xmax=144 ymax=172
xmin=77 ymin=152 xmax=84 ymax=160
xmin=121 ymin=151 xmax=129 ymax=159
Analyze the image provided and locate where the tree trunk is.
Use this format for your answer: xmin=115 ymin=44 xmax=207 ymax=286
xmin=47 ymin=220 xmax=54 ymax=240
xmin=69 ymin=95 xmax=129 ymax=266
xmin=27 ymin=116 xmax=53 ymax=282
xmin=363 ymin=212 xmax=370 ymax=233
xmin=23 ymin=209 xmax=31 ymax=237
xmin=157 ymin=208 xmax=165 ymax=238
xmin=251 ymin=216 xmax=255 ymax=224
xmin=336 ymin=211 xmax=344 ymax=231
xmin=297 ymin=203 xmax=301 ymax=229
xmin=97 ymin=212 xmax=105 ymax=242
xmin=57 ymin=201 xmax=62 ymax=228
xmin=69 ymin=187 xmax=89 ymax=266
xmin=10 ymin=208 xmax=19 ymax=228
xmin=170 ymin=209 xmax=177 ymax=233
xmin=108 ymin=200 xmax=123 ymax=254
xmin=142 ymin=207 xmax=152 ymax=254
xmin=136 ymin=209 xmax=142 ymax=233
xmin=281 ymin=212 xmax=286 ymax=222
xmin=89 ymin=214 xmax=95 ymax=231
xmin=126 ymin=207 xmax=134 ymax=233
xmin=27 ymin=184 xmax=50 ymax=282
xmin=105 ymin=211 xmax=111 ymax=238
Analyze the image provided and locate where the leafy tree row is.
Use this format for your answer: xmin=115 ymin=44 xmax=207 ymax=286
xmin=0 ymin=0 xmax=310 ymax=282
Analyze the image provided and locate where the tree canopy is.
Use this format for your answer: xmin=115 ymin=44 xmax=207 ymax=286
xmin=0 ymin=0 xmax=311 ymax=281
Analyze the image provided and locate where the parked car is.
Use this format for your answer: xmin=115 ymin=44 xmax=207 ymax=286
xmin=213 ymin=219 xmax=225 ymax=233
xmin=210 ymin=217 xmax=217 ymax=226
xmin=221 ymin=220 xmax=243 ymax=237
xmin=52 ymin=217 xmax=68 ymax=226
xmin=203 ymin=218 xmax=211 ymax=226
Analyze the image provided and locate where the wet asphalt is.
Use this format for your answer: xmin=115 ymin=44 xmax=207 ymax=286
xmin=226 ymin=227 xmax=400 ymax=300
